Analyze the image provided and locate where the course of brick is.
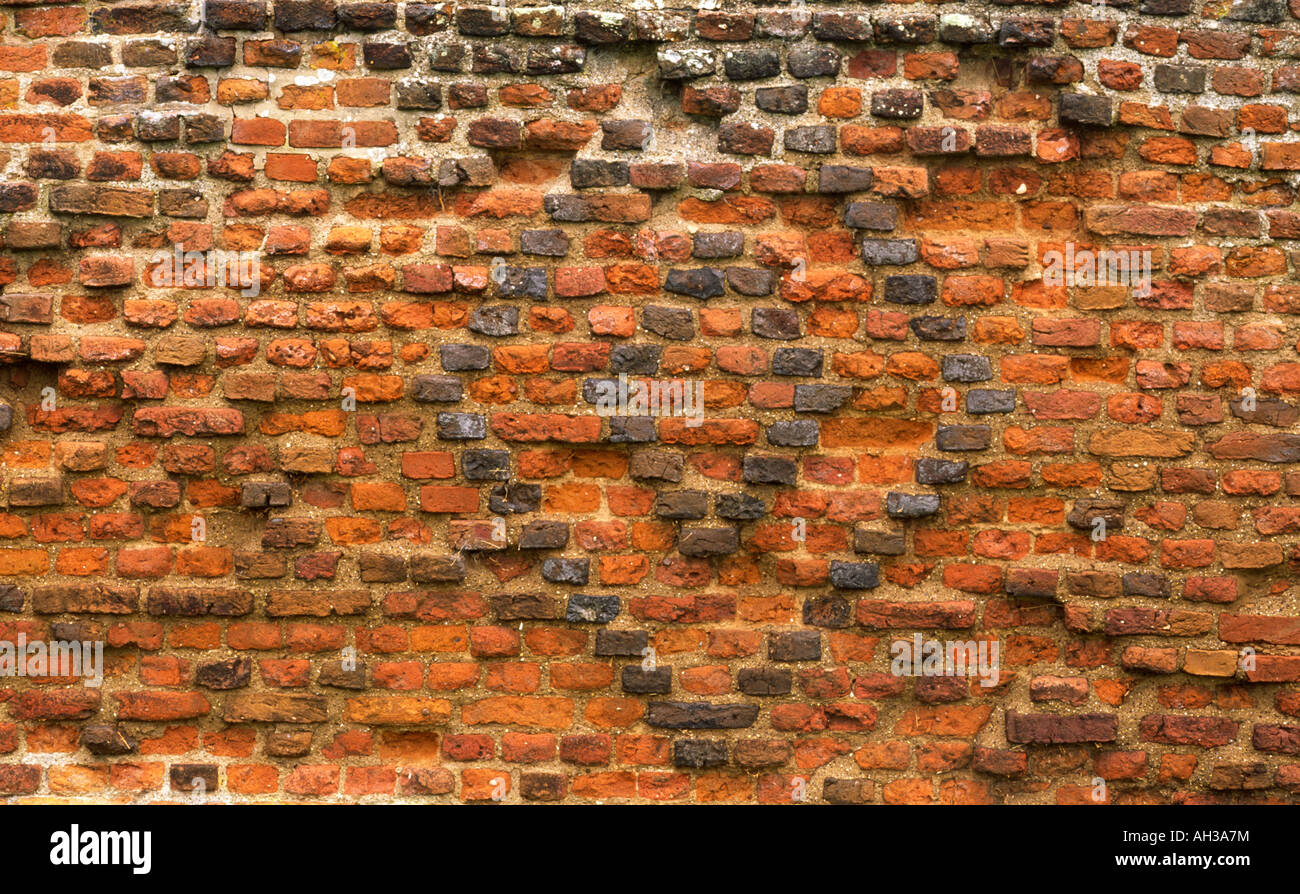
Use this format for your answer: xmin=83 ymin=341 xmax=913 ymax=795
xmin=2 ymin=0 xmax=1300 ymax=804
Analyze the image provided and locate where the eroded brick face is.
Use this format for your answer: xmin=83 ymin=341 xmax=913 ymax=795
xmin=0 ymin=0 xmax=1297 ymax=804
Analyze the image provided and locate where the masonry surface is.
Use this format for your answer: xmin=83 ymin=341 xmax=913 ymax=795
xmin=0 ymin=0 xmax=1299 ymax=804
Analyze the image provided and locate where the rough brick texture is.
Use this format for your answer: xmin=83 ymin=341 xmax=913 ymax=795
xmin=0 ymin=0 xmax=1298 ymax=804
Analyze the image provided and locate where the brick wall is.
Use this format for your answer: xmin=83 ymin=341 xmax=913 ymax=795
xmin=0 ymin=0 xmax=1298 ymax=803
